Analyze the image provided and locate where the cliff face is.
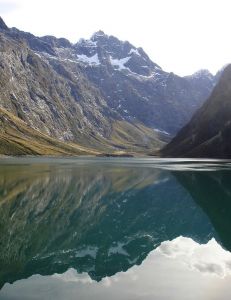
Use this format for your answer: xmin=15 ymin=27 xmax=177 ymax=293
xmin=162 ymin=65 xmax=231 ymax=158
xmin=0 ymin=17 xmax=218 ymax=154
xmin=0 ymin=107 xmax=99 ymax=155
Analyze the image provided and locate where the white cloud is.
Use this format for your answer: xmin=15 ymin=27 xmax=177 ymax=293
xmin=158 ymin=236 xmax=231 ymax=278
xmin=52 ymin=268 xmax=93 ymax=284
xmin=2 ymin=236 xmax=231 ymax=300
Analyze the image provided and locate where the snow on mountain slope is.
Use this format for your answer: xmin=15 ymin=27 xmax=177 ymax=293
xmin=0 ymin=17 xmax=219 ymax=154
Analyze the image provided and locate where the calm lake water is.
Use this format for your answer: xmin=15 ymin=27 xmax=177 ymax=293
xmin=0 ymin=157 xmax=231 ymax=299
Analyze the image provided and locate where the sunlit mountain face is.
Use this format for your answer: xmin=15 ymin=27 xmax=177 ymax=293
xmin=1 ymin=157 xmax=231 ymax=298
xmin=0 ymin=16 xmax=220 ymax=155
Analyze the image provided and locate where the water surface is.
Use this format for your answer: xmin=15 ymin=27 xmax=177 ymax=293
xmin=0 ymin=157 xmax=231 ymax=299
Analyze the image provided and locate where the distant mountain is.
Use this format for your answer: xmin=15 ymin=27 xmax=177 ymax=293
xmin=162 ymin=64 xmax=231 ymax=158
xmin=0 ymin=16 xmax=219 ymax=154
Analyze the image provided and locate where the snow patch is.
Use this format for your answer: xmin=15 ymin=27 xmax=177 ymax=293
xmin=34 ymin=52 xmax=42 ymax=58
xmin=77 ymin=54 xmax=100 ymax=65
xmin=154 ymin=65 xmax=162 ymax=71
xmin=134 ymin=72 xmax=155 ymax=79
xmin=110 ymin=56 xmax=130 ymax=71
xmin=154 ymin=128 xmax=170 ymax=135
xmin=129 ymin=48 xmax=141 ymax=56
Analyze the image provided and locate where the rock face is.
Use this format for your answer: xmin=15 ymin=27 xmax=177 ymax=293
xmin=162 ymin=65 xmax=231 ymax=158
xmin=56 ymin=31 xmax=217 ymax=135
xmin=0 ymin=107 xmax=98 ymax=156
xmin=0 ymin=17 xmax=218 ymax=154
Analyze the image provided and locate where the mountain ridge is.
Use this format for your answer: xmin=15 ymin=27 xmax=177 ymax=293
xmin=161 ymin=64 xmax=231 ymax=158
xmin=0 ymin=16 xmax=220 ymax=155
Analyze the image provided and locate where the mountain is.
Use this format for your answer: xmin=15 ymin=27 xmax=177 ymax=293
xmin=0 ymin=17 xmax=218 ymax=155
xmin=161 ymin=64 xmax=231 ymax=158
xmin=49 ymin=30 xmax=217 ymax=135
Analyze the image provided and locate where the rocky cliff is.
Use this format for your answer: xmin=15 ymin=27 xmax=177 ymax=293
xmin=0 ymin=17 xmax=218 ymax=154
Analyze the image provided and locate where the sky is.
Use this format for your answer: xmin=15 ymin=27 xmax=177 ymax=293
xmin=2 ymin=237 xmax=231 ymax=299
xmin=1 ymin=0 xmax=231 ymax=76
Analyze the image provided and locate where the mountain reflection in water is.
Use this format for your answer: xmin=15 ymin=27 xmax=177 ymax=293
xmin=0 ymin=158 xmax=231 ymax=299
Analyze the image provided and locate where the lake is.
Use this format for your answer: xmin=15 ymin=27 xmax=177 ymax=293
xmin=0 ymin=157 xmax=231 ymax=299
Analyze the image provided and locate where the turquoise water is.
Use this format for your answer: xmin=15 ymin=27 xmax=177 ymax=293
xmin=0 ymin=157 xmax=231 ymax=299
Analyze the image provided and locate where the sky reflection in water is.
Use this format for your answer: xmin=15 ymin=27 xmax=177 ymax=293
xmin=0 ymin=157 xmax=231 ymax=299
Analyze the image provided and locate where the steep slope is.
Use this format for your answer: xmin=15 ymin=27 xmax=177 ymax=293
xmin=162 ymin=64 xmax=231 ymax=158
xmin=0 ymin=16 xmax=218 ymax=154
xmin=0 ymin=107 xmax=98 ymax=155
xmin=0 ymin=18 xmax=164 ymax=154
xmin=0 ymin=18 xmax=170 ymax=152
xmin=53 ymin=31 xmax=217 ymax=135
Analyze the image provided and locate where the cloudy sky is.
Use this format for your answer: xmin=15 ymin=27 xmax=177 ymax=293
xmin=1 ymin=0 xmax=231 ymax=76
xmin=2 ymin=237 xmax=231 ymax=300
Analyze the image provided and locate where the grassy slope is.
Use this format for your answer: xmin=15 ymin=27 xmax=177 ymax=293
xmin=110 ymin=120 xmax=166 ymax=153
xmin=0 ymin=107 xmax=166 ymax=156
xmin=0 ymin=107 xmax=99 ymax=156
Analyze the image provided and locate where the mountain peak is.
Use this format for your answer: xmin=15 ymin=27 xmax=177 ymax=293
xmin=192 ymin=69 xmax=213 ymax=77
xmin=93 ymin=30 xmax=106 ymax=36
xmin=0 ymin=17 xmax=8 ymax=30
xmin=91 ymin=30 xmax=108 ymax=41
xmin=186 ymin=69 xmax=214 ymax=82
